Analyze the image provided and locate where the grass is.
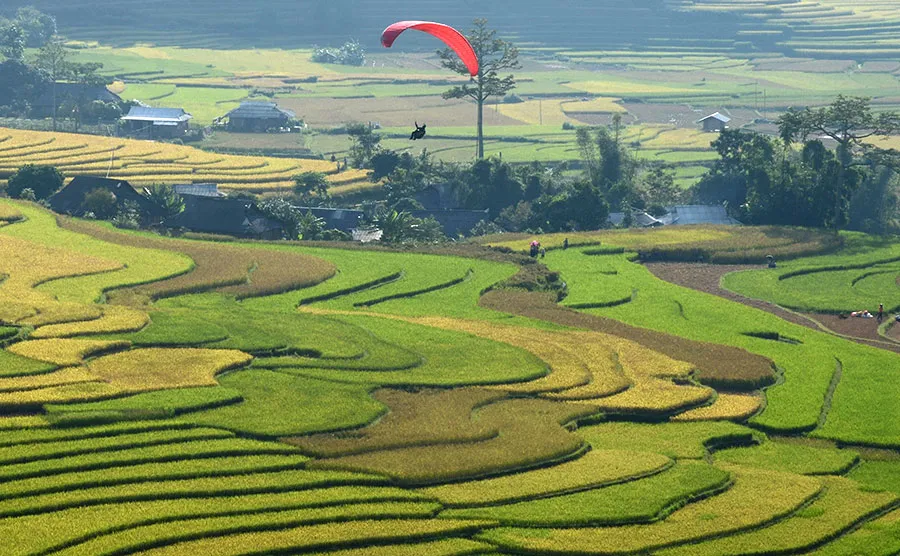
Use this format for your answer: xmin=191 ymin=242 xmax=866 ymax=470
xmin=269 ymin=314 xmax=548 ymax=387
xmin=7 ymin=339 xmax=130 ymax=366
xmin=289 ymin=387 xmax=506 ymax=457
xmin=0 ymin=474 xmax=408 ymax=518
xmin=656 ymin=476 xmax=899 ymax=556
xmin=307 ymin=398 xmax=598 ymax=485
xmin=577 ymin=421 xmax=756 ymax=459
xmin=0 ymin=437 xmax=303 ymax=483
xmin=419 ymin=449 xmax=672 ymax=507
xmin=0 ymin=349 xmax=56 ymax=377
xmin=810 ymin=508 xmax=900 ymax=556
xmin=671 ymin=393 xmax=763 ymax=422
xmin=480 ymin=464 xmax=822 ymax=553
xmin=45 ymin=386 xmax=244 ymax=422
xmin=178 ymin=370 xmax=385 ymax=437
xmin=444 ymin=461 xmax=729 ymax=526
xmin=0 ymin=428 xmax=233 ymax=467
xmin=1 ymin=201 xmax=191 ymax=306
xmin=124 ymin=519 xmax=491 ymax=556
xmin=31 ymin=305 xmax=150 ymax=338
xmin=1 ymin=493 xmax=437 ymax=555
xmin=0 ymin=127 xmax=372 ymax=193
xmin=59 ymin=218 xmax=336 ymax=301
xmin=715 ymin=440 xmax=860 ymax=475
xmin=848 ymin=460 xmax=900 ymax=494
xmin=0 ymin=454 xmax=315 ymax=499
xmin=541 ymin=246 xmax=900 ymax=442
xmin=86 ymin=347 xmax=252 ymax=392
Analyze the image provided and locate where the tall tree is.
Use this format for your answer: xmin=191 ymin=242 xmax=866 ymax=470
xmin=0 ymin=22 xmax=25 ymax=62
xmin=33 ymin=36 xmax=70 ymax=131
xmin=778 ymin=95 xmax=900 ymax=228
xmin=67 ymin=60 xmax=106 ymax=131
xmin=439 ymin=19 xmax=520 ymax=159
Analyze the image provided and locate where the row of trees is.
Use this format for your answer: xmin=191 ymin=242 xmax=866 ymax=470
xmin=695 ymin=96 xmax=900 ymax=234
xmin=1 ymin=8 xmax=113 ymax=128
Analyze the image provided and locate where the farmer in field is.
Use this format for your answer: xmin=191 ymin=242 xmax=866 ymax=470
xmin=410 ymin=122 xmax=427 ymax=140
xmin=877 ymin=303 xmax=884 ymax=322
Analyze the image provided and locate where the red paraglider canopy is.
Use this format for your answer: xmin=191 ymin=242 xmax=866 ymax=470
xmin=381 ymin=20 xmax=479 ymax=77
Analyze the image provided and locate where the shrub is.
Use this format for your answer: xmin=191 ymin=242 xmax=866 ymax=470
xmin=81 ymin=188 xmax=118 ymax=219
xmin=7 ymin=164 xmax=63 ymax=200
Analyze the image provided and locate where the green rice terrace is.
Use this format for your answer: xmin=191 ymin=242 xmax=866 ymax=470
xmin=0 ymin=197 xmax=898 ymax=554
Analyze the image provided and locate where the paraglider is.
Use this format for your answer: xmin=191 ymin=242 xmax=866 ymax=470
xmin=409 ymin=122 xmax=427 ymax=140
xmin=381 ymin=20 xmax=479 ymax=77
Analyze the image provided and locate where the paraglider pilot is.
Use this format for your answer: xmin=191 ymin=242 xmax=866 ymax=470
xmin=410 ymin=122 xmax=427 ymax=140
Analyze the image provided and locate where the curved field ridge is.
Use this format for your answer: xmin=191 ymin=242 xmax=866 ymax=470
xmin=481 ymin=464 xmax=822 ymax=553
xmin=58 ymin=217 xmax=336 ymax=301
xmin=419 ymin=449 xmax=673 ymax=507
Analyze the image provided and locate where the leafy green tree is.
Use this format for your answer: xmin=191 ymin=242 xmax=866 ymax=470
xmin=457 ymin=157 xmax=524 ymax=214
xmin=439 ymin=18 xmax=520 ymax=159
xmin=7 ymin=164 xmax=63 ymax=199
xmin=82 ymin=188 xmax=118 ymax=219
xmin=33 ymin=37 xmax=70 ymax=130
xmin=643 ymin=165 xmax=681 ymax=209
xmin=144 ymin=184 xmax=184 ymax=223
xmin=14 ymin=7 xmax=56 ymax=47
xmin=778 ymin=95 xmax=900 ymax=229
xmin=258 ymin=197 xmax=303 ymax=240
xmin=0 ymin=22 xmax=25 ymax=62
xmin=292 ymin=171 xmax=329 ymax=204
xmin=297 ymin=210 xmax=326 ymax=240
xmin=346 ymin=123 xmax=381 ymax=168
xmin=0 ymin=59 xmax=44 ymax=116
xmin=67 ymin=60 xmax=106 ymax=131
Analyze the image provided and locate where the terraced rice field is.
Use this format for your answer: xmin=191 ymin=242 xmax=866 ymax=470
xmin=0 ymin=128 xmax=373 ymax=195
xmin=0 ymin=198 xmax=898 ymax=553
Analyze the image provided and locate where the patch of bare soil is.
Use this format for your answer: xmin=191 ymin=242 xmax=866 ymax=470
xmin=644 ymin=262 xmax=900 ymax=355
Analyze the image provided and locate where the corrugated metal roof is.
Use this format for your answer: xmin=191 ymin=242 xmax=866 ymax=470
xmin=173 ymin=184 xmax=223 ymax=197
xmin=698 ymin=112 xmax=731 ymax=123
xmin=226 ymin=102 xmax=295 ymax=120
xmin=122 ymin=106 xmax=193 ymax=122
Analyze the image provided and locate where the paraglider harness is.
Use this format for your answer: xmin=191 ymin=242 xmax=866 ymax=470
xmin=410 ymin=122 xmax=426 ymax=140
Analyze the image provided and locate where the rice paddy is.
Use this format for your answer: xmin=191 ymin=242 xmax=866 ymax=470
xmin=0 ymin=180 xmax=899 ymax=553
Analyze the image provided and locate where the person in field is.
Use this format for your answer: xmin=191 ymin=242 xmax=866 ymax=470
xmin=410 ymin=122 xmax=427 ymax=140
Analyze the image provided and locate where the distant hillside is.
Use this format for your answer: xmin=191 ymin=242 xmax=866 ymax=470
xmin=5 ymin=0 xmax=900 ymax=59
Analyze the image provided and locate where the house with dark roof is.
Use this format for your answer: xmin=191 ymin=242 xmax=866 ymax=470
xmin=168 ymin=195 xmax=283 ymax=239
xmin=222 ymin=102 xmax=295 ymax=132
xmin=698 ymin=112 xmax=731 ymax=132
xmin=410 ymin=209 xmax=490 ymax=237
xmin=49 ymin=176 xmax=160 ymax=220
xmin=120 ymin=106 xmax=192 ymax=139
xmin=658 ymin=205 xmax=741 ymax=225
xmin=607 ymin=211 xmax=665 ymax=228
xmin=32 ymin=83 xmax=122 ymax=119
xmin=293 ymin=206 xmax=364 ymax=232
xmin=172 ymin=183 xmax=224 ymax=198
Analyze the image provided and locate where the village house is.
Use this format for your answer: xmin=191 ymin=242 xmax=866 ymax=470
xmin=698 ymin=112 xmax=731 ymax=132
xmin=221 ymin=101 xmax=295 ymax=132
xmin=168 ymin=195 xmax=283 ymax=240
xmin=48 ymin=176 xmax=161 ymax=221
xmin=120 ymin=106 xmax=192 ymax=139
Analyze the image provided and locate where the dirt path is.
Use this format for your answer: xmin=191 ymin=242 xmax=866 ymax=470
xmin=644 ymin=262 xmax=900 ymax=355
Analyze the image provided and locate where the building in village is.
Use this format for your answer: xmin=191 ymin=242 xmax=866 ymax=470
xmin=221 ymin=102 xmax=295 ymax=132
xmin=120 ymin=106 xmax=192 ymax=139
xmin=698 ymin=112 xmax=731 ymax=132
xmin=48 ymin=176 xmax=161 ymax=220
xmin=168 ymin=195 xmax=283 ymax=240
